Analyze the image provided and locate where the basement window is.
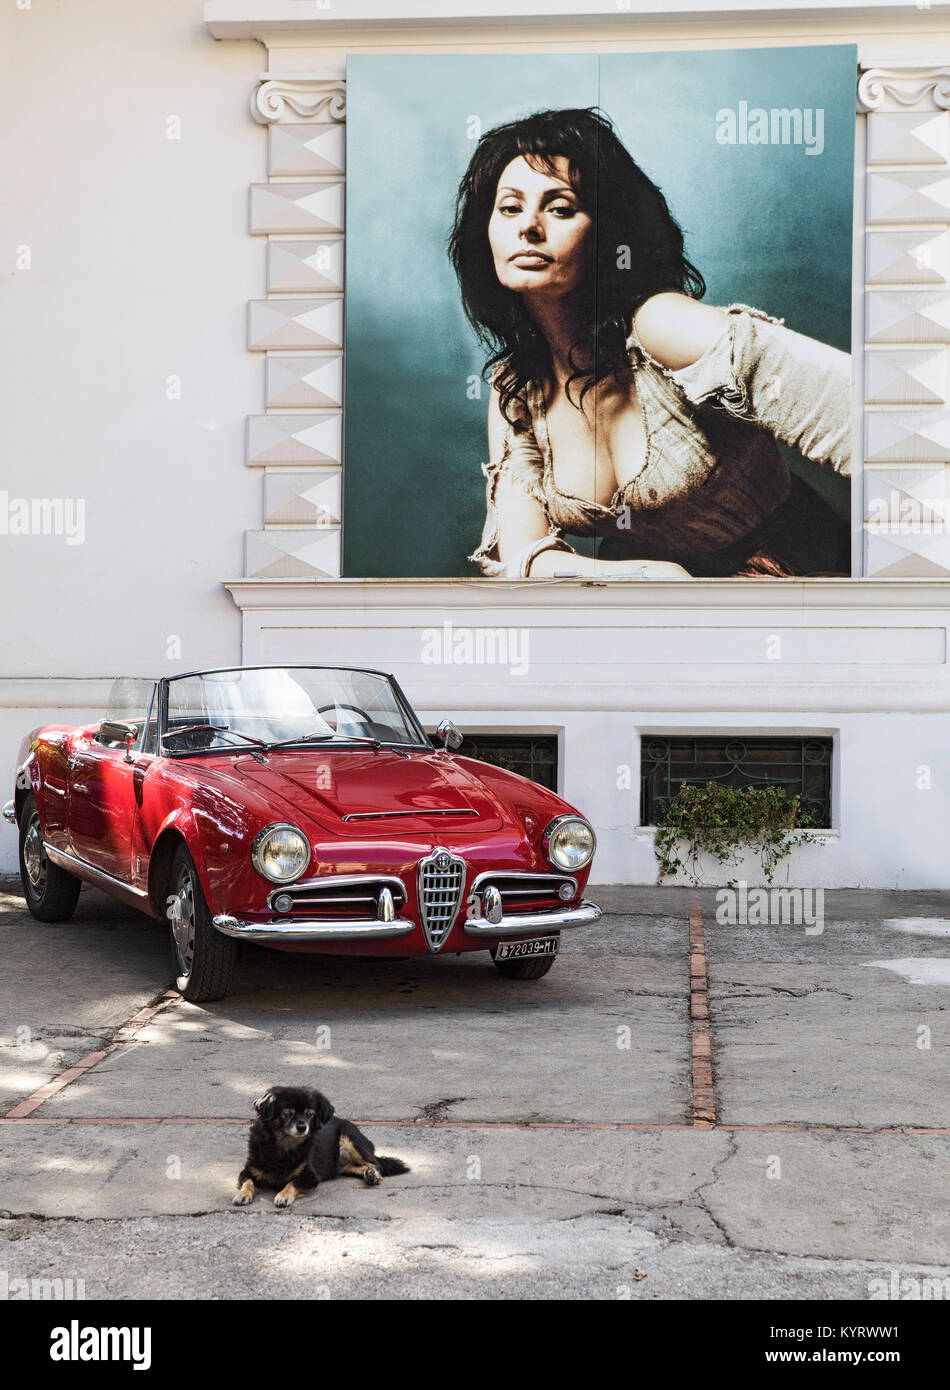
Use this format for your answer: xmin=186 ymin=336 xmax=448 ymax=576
xmin=640 ymin=736 xmax=832 ymax=828
xmin=454 ymin=734 xmax=558 ymax=791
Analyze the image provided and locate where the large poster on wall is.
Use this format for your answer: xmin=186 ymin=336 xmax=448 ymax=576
xmin=342 ymin=46 xmax=855 ymax=580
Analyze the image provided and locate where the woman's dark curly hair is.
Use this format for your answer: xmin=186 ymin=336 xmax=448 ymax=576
xmin=448 ymin=106 xmax=705 ymax=428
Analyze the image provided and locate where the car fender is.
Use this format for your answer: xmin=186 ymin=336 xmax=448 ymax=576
xmin=450 ymin=755 xmax=592 ymax=868
xmin=13 ymin=728 xmax=69 ymax=835
xmin=142 ymin=762 xmax=297 ymax=919
xmin=14 ymin=755 xmax=38 ymax=822
xmin=5 ymin=757 xmax=38 ymax=832
xmin=147 ymin=806 xmax=217 ymax=920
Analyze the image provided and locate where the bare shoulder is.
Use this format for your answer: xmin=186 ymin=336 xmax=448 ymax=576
xmin=633 ymin=292 xmax=728 ymax=371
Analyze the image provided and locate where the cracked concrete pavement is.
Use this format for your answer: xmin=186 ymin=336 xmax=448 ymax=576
xmin=1 ymin=879 xmax=949 ymax=1299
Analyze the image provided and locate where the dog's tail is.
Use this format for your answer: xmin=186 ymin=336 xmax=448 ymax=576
xmin=377 ymin=1155 xmax=410 ymax=1176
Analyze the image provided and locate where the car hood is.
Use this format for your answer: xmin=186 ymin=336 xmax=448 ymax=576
xmin=226 ymin=749 xmax=507 ymax=836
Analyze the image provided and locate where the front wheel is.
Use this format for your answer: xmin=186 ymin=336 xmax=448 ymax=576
xmin=19 ymin=794 xmax=81 ymax=922
xmin=167 ymin=844 xmax=237 ymax=1002
xmin=491 ymin=937 xmax=559 ymax=980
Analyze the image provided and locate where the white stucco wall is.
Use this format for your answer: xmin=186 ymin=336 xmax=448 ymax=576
xmin=0 ymin=1 xmax=266 ymax=871
xmin=0 ymin=0 xmax=262 ymax=680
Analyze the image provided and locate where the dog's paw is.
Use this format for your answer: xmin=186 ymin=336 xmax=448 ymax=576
xmin=232 ymin=1193 xmax=253 ymax=1206
xmin=362 ymin=1166 xmax=381 ymax=1186
xmin=233 ymin=1181 xmax=255 ymax=1206
xmin=274 ymin=1188 xmax=296 ymax=1208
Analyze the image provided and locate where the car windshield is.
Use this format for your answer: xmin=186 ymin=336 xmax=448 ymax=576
xmin=162 ymin=667 xmax=427 ymax=754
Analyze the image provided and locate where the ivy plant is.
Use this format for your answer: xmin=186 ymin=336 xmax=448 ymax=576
xmin=653 ymin=781 xmax=824 ymax=887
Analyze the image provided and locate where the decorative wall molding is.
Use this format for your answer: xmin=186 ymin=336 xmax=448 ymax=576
xmin=249 ymin=181 xmax=345 ymax=235
xmin=246 ymin=413 xmax=343 ymax=468
xmin=263 ymin=470 xmax=342 ymax=526
xmin=245 ymin=527 xmax=342 ymax=579
xmin=267 ymin=122 xmax=345 ymax=176
xmin=866 ymin=110 xmax=950 ymax=165
xmin=858 ymin=68 xmax=950 ymax=114
xmin=221 ymin=576 xmax=950 ymax=612
xmin=865 ymin=229 xmax=948 ymax=286
xmin=252 ymin=75 xmax=346 ymax=126
xmin=241 ymin=72 xmax=349 ymax=577
xmin=265 ymin=354 xmax=343 ymax=409
xmin=865 ymin=410 xmax=950 ymax=463
xmin=866 ymin=170 xmax=950 ymax=225
xmin=248 ymin=297 xmax=344 ymax=351
xmin=865 ymin=290 xmax=950 ymax=344
xmin=865 ymin=347 xmax=948 ymax=406
xmin=861 ymin=62 xmax=950 ymax=578
xmin=266 ymin=239 xmax=345 ymax=293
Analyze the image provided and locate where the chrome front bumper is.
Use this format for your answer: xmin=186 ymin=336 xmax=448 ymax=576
xmin=212 ymin=914 xmax=415 ymax=942
xmin=463 ymin=900 xmax=602 ymax=936
xmin=211 ymin=899 xmax=602 ymax=944
xmin=2 ymin=801 xmax=16 ymax=826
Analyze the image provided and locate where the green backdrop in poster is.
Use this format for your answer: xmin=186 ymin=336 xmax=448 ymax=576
xmin=342 ymin=46 xmax=856 ymax=579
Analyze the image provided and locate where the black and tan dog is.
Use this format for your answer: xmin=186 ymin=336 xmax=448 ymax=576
xmin=233 ymin=1085 xmax=410 ymax=1208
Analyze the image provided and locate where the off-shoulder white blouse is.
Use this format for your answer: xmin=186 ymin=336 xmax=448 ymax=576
xmin=470 ymin=304 xmax=852 ymax=578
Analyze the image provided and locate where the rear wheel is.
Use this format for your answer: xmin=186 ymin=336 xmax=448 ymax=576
xmin=167 ymin=844 xmax=237 ymax=1002
xmin=18 ymin=794 xmax=81 ymax=922
xmin=491 ymin=936 xmax=559 ymax=980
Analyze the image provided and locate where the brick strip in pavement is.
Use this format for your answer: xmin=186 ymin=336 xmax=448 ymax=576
xmin=2 ymin=989 xmax=180 ymax=1119
xmin=689 ymin=898 xmax=716 ymax=1128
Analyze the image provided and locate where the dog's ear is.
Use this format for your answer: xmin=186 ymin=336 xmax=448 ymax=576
xmin=254 ymin=1089 xmax=278 ymax=1120
xmin=311 ymin=1090 xmax=335 ymax=1126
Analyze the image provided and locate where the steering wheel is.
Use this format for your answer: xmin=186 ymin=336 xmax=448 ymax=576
xmin=316 ymin=702 xmax=373 ymax=731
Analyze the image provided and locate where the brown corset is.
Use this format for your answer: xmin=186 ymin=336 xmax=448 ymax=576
xmin=470 ymin=303 xmax=851 ymax=578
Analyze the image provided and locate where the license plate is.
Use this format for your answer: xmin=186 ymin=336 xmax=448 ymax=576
xmin=495 ymin=936 xmax=560 ymax=962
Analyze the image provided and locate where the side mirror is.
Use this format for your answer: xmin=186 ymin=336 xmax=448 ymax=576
xmin=99 ymin=720 xmax=138 ymax=762
xmin=435 ymin=718 xmax=463 ymax=752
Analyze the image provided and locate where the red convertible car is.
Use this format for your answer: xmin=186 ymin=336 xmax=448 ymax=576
xmin=5 ymin=666 xmax=602 ymax=1000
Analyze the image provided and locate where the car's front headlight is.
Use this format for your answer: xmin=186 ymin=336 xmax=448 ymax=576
xmin=251 ymin=823 xmax=311 ymax=883
xmin=542 ymin=815 xmax=596 ymax=872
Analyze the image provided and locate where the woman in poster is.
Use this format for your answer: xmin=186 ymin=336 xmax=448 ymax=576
xmin=449 ymin=107 xmax=852 ymax=580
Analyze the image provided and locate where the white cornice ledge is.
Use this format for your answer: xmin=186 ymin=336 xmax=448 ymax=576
xmin=205 ymin=0 xmax=934 ymax=40
xmin=858 ymin=65 xmax=950 ymax=112
xmin=223 ymin=577 xmax=950 ymax=611
xmin=1 ymin=674 xmax=946 ymax=717
xmin=0 ymin=678 xmax=116 ymax=711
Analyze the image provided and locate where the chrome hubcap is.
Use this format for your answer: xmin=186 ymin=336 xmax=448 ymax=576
xmin=23 ymin=815 xmax=47 ymax=892
xmin=168 ymin=868 xmax=196 ymax=980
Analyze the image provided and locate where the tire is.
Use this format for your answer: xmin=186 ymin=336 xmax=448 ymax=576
xmin=491 ymin=937 xmax=559 ymax=980
xmin=18 ymin=793 xmax=81 ymax=923
xmin=167 ymin=844 xmax=237 ymax=1002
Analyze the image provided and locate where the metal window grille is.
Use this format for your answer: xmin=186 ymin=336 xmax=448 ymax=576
xmin=640 ymin=736 xmax=832 ymax=828
xmin=456 ymin=735 xmax=558 ymax=790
